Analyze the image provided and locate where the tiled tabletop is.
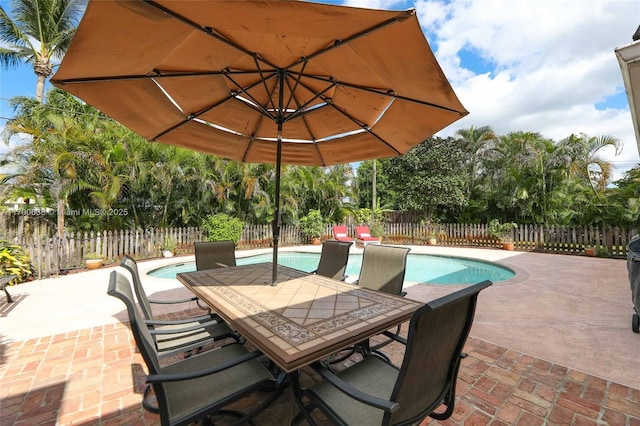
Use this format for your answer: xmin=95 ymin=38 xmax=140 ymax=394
xmin=178 ymin=262 xmax=422 ymax=372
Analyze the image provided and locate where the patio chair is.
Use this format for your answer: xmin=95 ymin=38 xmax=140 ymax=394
xmin=292 ymin=280 xmax=493 ymax=426
xmin=120 ymin=256 xmax=238 ymax=357
xmin=355 ymin=225 xmax=381 ymax=248
xmin=332 ymin=225 xmax=354 ymax=243
xmin=328 ymin=245 xmax=410 ymax=364
xmin=312 ymin=240 xmax=353 ymax=281
xmin=107 ymin=271 xmax=283 ymax=425
xmin=194 ymin=240 xmax=237 ymax=271
xmin=0 ymin=274 xmax=15 ymax=304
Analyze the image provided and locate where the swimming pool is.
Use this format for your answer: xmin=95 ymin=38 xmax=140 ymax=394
xmin=147 ymin=252 xmax=514 ymax=284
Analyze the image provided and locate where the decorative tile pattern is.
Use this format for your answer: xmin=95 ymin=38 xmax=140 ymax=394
xmin=178 ymin=263 xmax=422 ymax=371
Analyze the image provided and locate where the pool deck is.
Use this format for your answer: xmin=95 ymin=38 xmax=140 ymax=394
xmin=1 ymin=245 xmax=639 ymax=425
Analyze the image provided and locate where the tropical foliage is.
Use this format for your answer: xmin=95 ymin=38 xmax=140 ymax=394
xmin=356 ymin=127 xmax=637 ymax=228
xmin=0 ymin=240 xmax=34 ymax=284
xmin=1 ymin=89 xmax=639 ymax=235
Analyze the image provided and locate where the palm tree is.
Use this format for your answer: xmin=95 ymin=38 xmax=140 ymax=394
xmin=0 ymin=0 xmax=85 ymax=101
xmin=454 ymin=125 xmax=496 ymax=198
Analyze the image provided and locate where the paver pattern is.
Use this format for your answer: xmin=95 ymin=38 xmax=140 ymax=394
xmin=1 ymin=306 xmax=639 ymax=426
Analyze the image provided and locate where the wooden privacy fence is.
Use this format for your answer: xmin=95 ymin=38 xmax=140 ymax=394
xmin=1 ymin=223 xmax=636 ymax=279
xmin=381 ymin=223 xmax=635 ymax=257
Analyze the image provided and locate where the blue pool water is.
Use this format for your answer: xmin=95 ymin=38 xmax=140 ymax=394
xmin=148 ymin=252 xmax=514 ymax=284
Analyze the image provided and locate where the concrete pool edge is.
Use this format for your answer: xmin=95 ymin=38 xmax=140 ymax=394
xmin=145 ymin=246 xmax=518 ymax=285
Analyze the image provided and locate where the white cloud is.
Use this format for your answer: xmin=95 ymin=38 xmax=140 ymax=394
xmin=414 ymin=0 xmax=640 ymax=180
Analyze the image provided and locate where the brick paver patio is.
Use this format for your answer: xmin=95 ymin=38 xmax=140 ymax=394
xmin=1 ymin=306 xmax=639 ymax=425
xmin=2 ymin=247 xmax=639 ymax=425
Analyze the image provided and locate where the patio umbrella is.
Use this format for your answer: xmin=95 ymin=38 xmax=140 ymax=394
xmin=51 ymin=0 xmax=468 ymax=284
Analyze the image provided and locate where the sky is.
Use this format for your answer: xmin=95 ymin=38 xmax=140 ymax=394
xmin=1 ymin=0 xmax=640 ymax=180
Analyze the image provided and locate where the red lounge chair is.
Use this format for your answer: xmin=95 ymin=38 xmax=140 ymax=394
xmin=355 ymin=225 xmax=380 ymax=248
xmin=332 ymin=225 xmax=354 ymax=242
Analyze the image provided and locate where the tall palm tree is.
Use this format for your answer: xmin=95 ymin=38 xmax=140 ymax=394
xmin=0 ymin=0 xmax=85 ymax=102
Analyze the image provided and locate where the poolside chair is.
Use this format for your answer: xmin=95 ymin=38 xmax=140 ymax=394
xmin=355 ymin=225 xmax=381 ymax=248
xmin=107 ymin=271 xmax=283 ymax=425
xmin=312 ymin=240 xmax=353 ymax=281
xmin=327 ymin=245 xmax=410 ymax=365
xmin=0 ymin=275 xmax=15 ymax=304
xmin=332 ymin=225 xmax=354 ymax=243
xmin=119 ymin=256 xmax=238 ymax=358
xmin=194 ymin=240 xmax=237 ymax=271
xmin=293 ymin=280 xmax=493 ymax=426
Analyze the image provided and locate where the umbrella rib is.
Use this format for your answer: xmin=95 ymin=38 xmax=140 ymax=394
xmin=293 ymin=78 xmax=402 ymax=155
xmin=282 ymin=76 xmax=327 ymax=166
xmin=52 ymin=70 xmax=228 ymax=85
xmin=297 ymin=74 xmax=466 ymax=116
xmin=252 ymin=55 xmax=279 ymax=117
xmin=224 ymin=70 xmax=278 ymax=121
xmin=150 ymin=73 xmax=277 ymax=140
xmin=283 ymin=80 xmax=336 ymax=123
xmin=289 ymin=10 xmax=414 ymax=69
xmin=142 ymin=0 xmax=279 ymax=70
xmin=282 ymin=61 xmax=307 ymax=115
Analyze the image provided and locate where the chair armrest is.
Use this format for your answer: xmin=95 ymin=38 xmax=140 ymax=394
xmin=148 ymin=296 xmax=198 ymax=305
xmin=145 ymin=314 xmax=218 ymax=326
xmin=147 ymin=321 xmax=217 ymax=334
xmin=146 ymin=348 xmax=262 ymax=383
xmin=312 ymin=364 xmax=399 ymax=413
xmin=380 ymin=330 xmax=407 ymax=346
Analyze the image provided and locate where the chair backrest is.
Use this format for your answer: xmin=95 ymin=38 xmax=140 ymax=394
xmin=386 ymin=280 xmax=493 ymax=425
xmin=120 ymin=255 xmax=155 ymax=321
xmin=194 ymin=241 xmax=237 ymax=271
xmin=355 ymin=225 xmax=372 ymax=238
xmin=332 ymin=225 xmax=350 ymax=239
xmin=315 ymin=240 xmax=352 ymax=279
xmin=357 ymin=245 xmax=410 ymax=295
xmin=107 ymin=271 xmax=161 ymax=375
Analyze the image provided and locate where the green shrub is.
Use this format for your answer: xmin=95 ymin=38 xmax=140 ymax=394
xmin=159 ymin=237 xmax=177 ymax=251
xmin=595 ymin=245 xmax=610 ymax=258
xmin=0 ymin=240 xmax=34 ymax=285
xmin=299 ymin=209 xmax=324 ymax=239
xmin=201 ymin=214 xmax=244 ymax=243
xmin=488 ymin=219 xmax=517 ymax=243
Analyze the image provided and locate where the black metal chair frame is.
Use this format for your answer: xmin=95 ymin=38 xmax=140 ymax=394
xmin=108 ymin=271 xmax=284 ymax=425
xmin=292 ymin=280 xmax=493 ymax=426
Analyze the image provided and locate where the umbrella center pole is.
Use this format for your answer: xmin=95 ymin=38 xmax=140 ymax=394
xmin=272 ymin=135 xmax=282 ymax=286
xmin=272 ymin=70 xmax=286 ymax=286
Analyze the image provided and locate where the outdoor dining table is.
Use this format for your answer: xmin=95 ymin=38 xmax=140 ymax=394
xmin=177 ymin=262 xmax=422 ymax=373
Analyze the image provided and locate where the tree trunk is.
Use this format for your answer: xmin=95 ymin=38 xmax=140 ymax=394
xmin=33 ymin=60 xmax=53 ymax=102
xmin=57 ymin=198 xmax=65 ymax=238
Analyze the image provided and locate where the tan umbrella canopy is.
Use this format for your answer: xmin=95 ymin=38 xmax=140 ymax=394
xmin=52 ymin=0 xmax=468 ymax=284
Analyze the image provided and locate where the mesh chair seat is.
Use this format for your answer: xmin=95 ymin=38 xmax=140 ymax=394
xmin=161 ymin=343 xmax=275 ymax=425
xmin=308 ymin=356 xmax=397 ymax=425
